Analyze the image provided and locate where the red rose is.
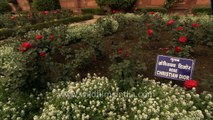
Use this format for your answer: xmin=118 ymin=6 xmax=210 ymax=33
xmin=44 ymin=11 xmax=49 ymax=15
xmin=175 ymin=46 xmax=182 ymax=53
xmin=192 ymin=23 xmax=199 ymax=27
xmin=11 ymin=16 xmax=15 ymax=20
xmin=125 ymin=51 xmax=129 ymax=58
xmin=49 ymin=35 xmax=54 ymax=40
xmin=147 ymin=29 xmax=153 ymax=36
xmin=149 ymin=12 xmax=155 ymax=15
xmin=112 ymin=10 xmax=116 ymax=13
xmin=179 ymin=36 xmax=187 ymax=43
xmin=167 ymin=20 xmax=174 ymax=26
xmin=134 ymin=8 xmax=138 ymax=11
xmin=22 ymin=42 xmax=32 ymax=49
xmin=36 ymin=35 xmax=43 ymax=40
xmin=40 ymin=11 xmax=49 ymax=15
xmin=18 ymin=42 xmax=32 ymax=53
xmin=177 ymin=26 xmax=183 ymax=31
xmin=184 ymin=80 xmax=198 ymax=89
xmin=39 ymin=51 xmax=46 ymax=57
xmin=117 ymin=48 xmax=122 ymax=55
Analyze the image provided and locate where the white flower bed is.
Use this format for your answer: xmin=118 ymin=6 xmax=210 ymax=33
xmin=34 ymin=74 xmax=213 ymax=120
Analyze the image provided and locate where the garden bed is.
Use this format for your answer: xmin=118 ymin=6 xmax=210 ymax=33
xmin=0 ymin=14 xmax=93 ymax=40
xmin=0 ymin=13 xmax=213 ymax=119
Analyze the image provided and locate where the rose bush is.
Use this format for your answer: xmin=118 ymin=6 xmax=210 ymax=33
xmin=0 ymin=9 xmax=73 ymax=29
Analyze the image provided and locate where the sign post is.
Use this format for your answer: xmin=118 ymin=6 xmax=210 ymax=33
xmin=155 ymin=55 xmax=195 ymax=81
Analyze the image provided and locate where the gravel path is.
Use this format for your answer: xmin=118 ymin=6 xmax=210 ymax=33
xmin=69 ymin=15 xmax=103 ymax=26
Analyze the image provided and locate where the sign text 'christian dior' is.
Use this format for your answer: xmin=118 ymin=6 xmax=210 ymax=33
xmin=155 ymin=55 xmax=195 ymax=81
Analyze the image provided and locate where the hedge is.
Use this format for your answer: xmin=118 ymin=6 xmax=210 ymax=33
xmin=136 ymin=7 xmax=167 ymax=14
xmin=191 ymin=6 xmax=212 ymax=15
xmin=32 ymin=0 xmax=61 ymax=11
xmin=81 ymin=8 xmax=105 ymax=15
xmin=0 ymin=14 xmax=93 ymax=40
xmin=0 ymin=1 xmax=12 ymax=14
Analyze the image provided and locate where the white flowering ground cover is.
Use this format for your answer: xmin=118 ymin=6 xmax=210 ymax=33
xmin=32 ymin=74 xmax=213 ymax=120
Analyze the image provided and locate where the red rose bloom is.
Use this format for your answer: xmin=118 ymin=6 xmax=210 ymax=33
xmin=39 ymin=51 xmax=46 ymax=57
xmin=125 ymin=51 xmax=129 ymax=58
xmin=184 ymin=80 xmax=198 ymax=89
xmin=179 ymin=36 xmax=187 ymax=43
xmin=147 ymin=29 xmax=153 ymax=36
xmin=44 ymin=11 xmax=49 ymax=15
xmin=11 ymin=16 xmax=15 ymax=20
xmin=40 ymin=11 xmax=49 ymax=15
xmin=149 ymin=12 xmax=155 ymax=15
xmin=177 ymin=26 xmax=183 ymax=31
xmin=192 ymin=23 xmax=199 ymax=27
xmin=18 ymin=42 xmax=32 ymax=53
xmin=112 ymin=10 xmax=116 ymax=13
xmin=117 ymin=48 xmax=123 ymax=55
xmin=22 ymin=42 xmax=32 ymax=49
xmin=167 ymin=20 xmax=174 ymax=26
xmin=36 ymin=35 xmax=43 ymax=40
xmin=175 ymin=46 xmax=182 ymax=53
xmin=49 ymin=35 xmax=54 ymax=40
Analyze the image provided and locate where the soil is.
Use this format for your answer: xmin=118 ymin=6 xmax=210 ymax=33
xmin=77 ymin=29 xmax=213 ymax=92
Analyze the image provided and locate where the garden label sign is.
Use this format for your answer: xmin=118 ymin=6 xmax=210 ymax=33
xmin=155 ymin=55 xmax=195 ymax=81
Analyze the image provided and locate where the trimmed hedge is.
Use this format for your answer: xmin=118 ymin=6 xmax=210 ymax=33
xmin=136 ymin=7 xmax=167 ymax=14
xmin=32 ymin=0 xmax=61 ymax=11
xmin=0 ymin=14 xmax=93 ymax=40
xmin=0 ymin=1 xmax=12 ymax=14
xmin=7 ymin=0 xmax=18 ymax=4
xmin=95 ymin=0 xmax=137 ymax=12
xmin=81 ymin=8 xmax=105 ymax=15
xmin=191 ymin=6 xmax=212 ymax=15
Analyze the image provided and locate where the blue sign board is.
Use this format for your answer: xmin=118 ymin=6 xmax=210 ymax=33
xmin=155 ymin=55 xmax=195 ymax=81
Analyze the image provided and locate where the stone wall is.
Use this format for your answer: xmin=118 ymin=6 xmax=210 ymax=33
xmin=17 ymin=0 xmax=31 ymax=11
xmin=16 ymin=0 xmax=211 ymax=12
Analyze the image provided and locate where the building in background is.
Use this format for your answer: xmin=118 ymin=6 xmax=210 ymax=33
xmin=15 ymin=0 xmax=211 ymax=13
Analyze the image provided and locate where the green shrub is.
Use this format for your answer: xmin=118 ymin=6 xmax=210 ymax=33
xmin=81 ymin=8 xmax=106 ymax=15
xmin=95 ymin=0 xmax=137 ymax=12
xmin=0 ymin=29 xmax=15 ymax=40
xmin=0 ymin=14 xmax=93 ymax=40
xmin=164 ymin=0 xmax=177 ymax=10
xmin=32 ymin=0 xmax=61 ymax=11
xmin=191 ymin=6 xmax=212 ymax=15
xmin=0 ymin=1 xmax=12 ymax=14
xmin=7 ymin=0 xmax=18 ymax=4
xmin=96 ymin=16 xmax=119 ymax=36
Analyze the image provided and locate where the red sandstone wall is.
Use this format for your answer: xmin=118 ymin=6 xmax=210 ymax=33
xmin=196 ymin=0 xmax=211 ymax=5
xmin=16 ymin=0 xmax=211 ymax=12
xmin=17 ymin=0 xmax=30 ymax=11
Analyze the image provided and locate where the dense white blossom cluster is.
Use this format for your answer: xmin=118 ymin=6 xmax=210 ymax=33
xmin=33 ymin=74 xmax=213 ymax=120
